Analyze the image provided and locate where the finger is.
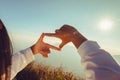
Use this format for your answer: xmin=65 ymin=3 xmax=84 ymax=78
xmin=40 ymin=47 xmax=51 ymax=55
xmin=59 ymin=42 xmax=65 ymax=48
xmin=44 ymin=33 xmax=63 ymax=40
xmin=40 ymin=33 xmax=45 ymax=42
xmin=40 ymin=51 xmax=50 ymax=58
xmin=45 ymin=43 xmax=61 ymax=51
xmin=41 ymin=48 xmax=50 ymax=53
xmin=44 ymin=33 xmax=59 ymax=38
xmin=42 ymin=53 xmax=49 ymax=58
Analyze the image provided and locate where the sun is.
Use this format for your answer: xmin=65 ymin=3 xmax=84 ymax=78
xmin=99 ymin=18 xmax=113 ymax=31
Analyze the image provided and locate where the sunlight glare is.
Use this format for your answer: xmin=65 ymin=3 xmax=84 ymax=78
xmin=99 ymin=18 xmax=113 ymax=31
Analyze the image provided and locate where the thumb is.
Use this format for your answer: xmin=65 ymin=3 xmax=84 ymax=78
xmin=59 ymin=42 xmax=65 ymax=48
xmin=59 ymin=41 xmax=71 ymax=48
xmin=42 ymin=53 xmax=49 ymax=58
xmin=40 ymin=50 xmax=50 ymax=58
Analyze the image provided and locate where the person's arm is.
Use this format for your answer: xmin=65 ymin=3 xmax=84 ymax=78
xmin=11 ymin=48 xmax=35 ymax=79
xmin=44 ymin=25 xmax=120 ymax=80
xmin=70 ymin=28 xmax=120 ymax=80
xmin=11 ymin=34 xmax=60 ymax=79
xmin=77 ymin=41 xmax=120 ymax=80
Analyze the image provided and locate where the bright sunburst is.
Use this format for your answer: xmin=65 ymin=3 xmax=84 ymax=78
xmin=99 ymin=18 xmax=113 ymax=31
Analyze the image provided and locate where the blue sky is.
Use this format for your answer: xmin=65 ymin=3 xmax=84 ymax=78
xmin=1 ymin=0 xmax=120 ymax=77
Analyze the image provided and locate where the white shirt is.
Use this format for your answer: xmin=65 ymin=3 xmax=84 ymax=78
xmin=78 ymin=41 xmax=120 ymax=80
xmin=11 ymin=48 xmax=35 ymax=79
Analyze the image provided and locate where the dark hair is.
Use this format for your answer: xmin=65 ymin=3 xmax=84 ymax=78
xmin=0 ymin=19 xmax=13 ymax=80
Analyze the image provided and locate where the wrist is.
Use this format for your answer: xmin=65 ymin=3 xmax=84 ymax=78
xmin=71 ymin=31 xmax=87 ymax=48
xmin=31 ymin=45 xmax=38 ymax=55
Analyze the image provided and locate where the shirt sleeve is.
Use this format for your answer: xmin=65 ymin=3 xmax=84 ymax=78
xmin=78 ymin=41 xmax=120 ymax=80
xmin=11 ymin=48 xmax=35 ymax=79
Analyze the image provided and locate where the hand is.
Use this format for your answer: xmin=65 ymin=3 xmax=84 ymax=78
xmin=44 ymin=25 xmax=87 ymax=49
xmin=31 ymin=33 xmax=61 ymax=57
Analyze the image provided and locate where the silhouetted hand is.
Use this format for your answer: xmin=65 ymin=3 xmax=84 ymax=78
xmin=31 ymin=33 xmax=60 ymax=57
xmin=44 ymin=25 xmax=87 ymax=49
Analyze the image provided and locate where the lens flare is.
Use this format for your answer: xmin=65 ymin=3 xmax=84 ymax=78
xmin=99 ymin=18 xmax=113 ymax=31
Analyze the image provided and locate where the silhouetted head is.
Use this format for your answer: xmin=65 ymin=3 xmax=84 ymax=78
xmin=0 ymin=19 xmax=13 ymax=80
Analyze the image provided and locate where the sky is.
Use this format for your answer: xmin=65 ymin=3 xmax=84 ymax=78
xmin=0 ymin=0 xmax=120 ymax=77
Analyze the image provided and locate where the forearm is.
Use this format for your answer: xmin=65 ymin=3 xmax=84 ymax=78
xmin=11 ymin=48 xmax=35 ymax=79
xmin=78 ymin=41 xmax=120 ymax=80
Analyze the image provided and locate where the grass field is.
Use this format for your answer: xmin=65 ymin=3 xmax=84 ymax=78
xmin=13 ymin=62 xmax=84 ymax=80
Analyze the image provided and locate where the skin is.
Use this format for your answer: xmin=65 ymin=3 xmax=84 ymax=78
xmin=1 ymin=74 xmax=5 ymax=80
xmin=31 ymin=33 xmax=61 ymax=57
xmin=43 ymin=25 xmax=87 ymax=49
